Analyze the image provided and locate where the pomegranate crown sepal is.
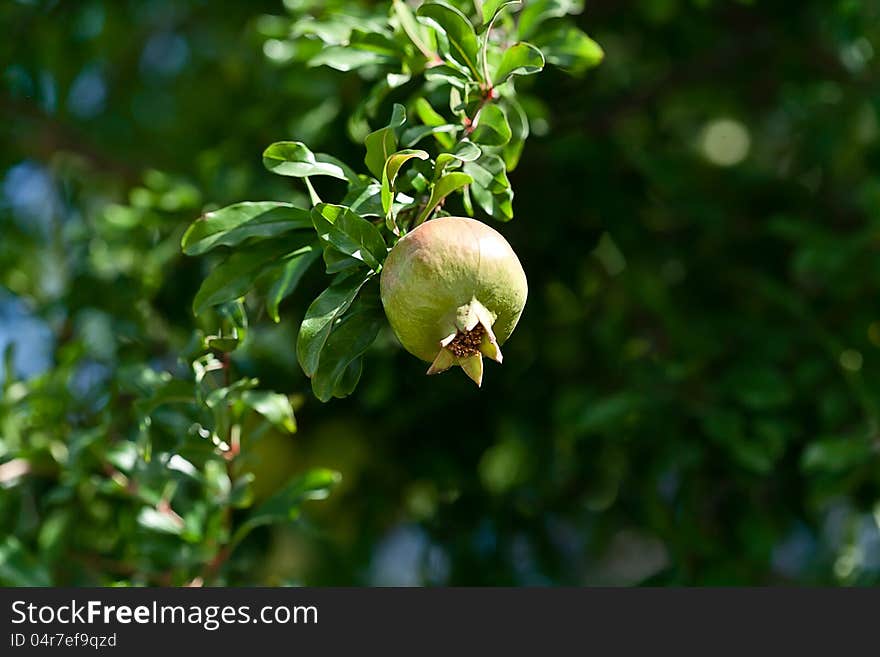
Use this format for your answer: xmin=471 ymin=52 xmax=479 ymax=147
xmin=427 ymin=298 xmax=503 ymax=387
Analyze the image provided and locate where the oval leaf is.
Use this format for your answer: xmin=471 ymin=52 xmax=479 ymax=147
xmin=193 ymin=235 xmax=310 ymax=315
xmin=535 ymin=25 xmax=603 ymax=73
xmin=463 ymin=153 xmax=514 ymax=221
xmin=296 ymin=271 xmax=373 ymax=377
xmin=435 ymin=139 xmax=482 ymax=178
xmin=417 ymin=1 xmax=482 ymax=80
xmin=311 ymin=203 xmax=387 ymax=271
xmin=364 ymin=104 xmax=406 ymax=179
xmin=470 ymin=104 xmax=512 ymax=146
xmin=494 ymin=42 xmax=545 ymax=85
xmin=241 ymin=390 xmax=297 ymax=433
xmin=263 ymin=141 xmax=353 ymax=180
xmin=182 ymin=202 xmax=312 ymax=256
xmin=311 ymin=301 xmax=383 ymax=402
xmin=416 ymin=171 xmax=474 ymax=224
xmin=381 ymin=149 xmax=429 ymax=215
xmin=266 ymin=244 xmax=321 ymax=323
xmin=413 ymin=97 xmax=455 ymax=149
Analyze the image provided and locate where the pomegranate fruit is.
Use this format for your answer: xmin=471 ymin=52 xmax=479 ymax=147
xmin=380 ymin=216 xmax=528 ymax=386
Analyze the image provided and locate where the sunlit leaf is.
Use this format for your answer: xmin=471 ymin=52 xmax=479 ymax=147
xmin=412 ymin=97 xmax=455 ymax=149
xmin=311 ymin=203 xmax=387 ymax=271
xmin=137 ymin=508 xmax=183 ymax=535
xmin=182 ymin=202 xmax=311 ymax=256
xmin=417 ymin=1 xmax=482 ymax=79
xmin=416 ymin=171 xmax=473 ymax=224
xmin=310 ymin=29 xmax=402 ymax=71
xmin=535 ymin=24 xmax=603 ymax=73
xmin=494 ymin=42 xmax=545 ymax=85
xmin=470 ymin=103 xmax=512 ymax=146
xmin=263 ymin=141 xmax=354 ymax=180
xmin=364 ymin=103 xmax=406 ymax=178
xmin=343 ymin=180 xmax=384 ymax=217
xmin=480 ymin=0 xmax=519 ymax=25
xmin=502 ymin=99 xmax=529 ymax=170
xmin=241 ymin=390 xmax=297 ymax=433
xmin=381 ymin=149 xmax=429 ymax=217
xmin=517 ymin=0 xmax=584 ymax=39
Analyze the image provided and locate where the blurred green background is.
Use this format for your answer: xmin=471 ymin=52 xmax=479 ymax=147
xmin=3 ymin=0 xmax=880 ymax=586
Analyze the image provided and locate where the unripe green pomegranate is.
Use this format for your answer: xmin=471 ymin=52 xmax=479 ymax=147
xmin=380 ymin=216 xmax=527 ymax=386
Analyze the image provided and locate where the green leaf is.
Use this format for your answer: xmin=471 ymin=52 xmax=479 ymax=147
xmin=343 ymin=180 xmax=384 ymax=217
xmin=229 ymin=473 xmax=255 ymax=509
xmin=311 ymin=203 xmax=387 ymax=271
xmin=413 ymin=97 xmax=448 ymax=127
xmin=416 ymin=172 xmax=474 ymax=224
xmin=309 ymin=30 xmax=402 ymax=71
xmin=106 ymin=441 xmax=139 ymax=472
xmin=263 ymin=141 xmax=354 ymax=180
xmin=412 ymin=97 xmax=455 ymax=149
xmin=334 ymin=359 xmax=364 ymax=398
xmin=478 ymin=1 xmax=521 ymax=81
xmin=481 ymin=0 xmax=518 ymax=24
xmin=297 ymin=271 xmax=373 ymax=377
xmin=462 ymin=182 xmax=475 ymax=215
xmin=517 ymin=0 xmax=584 ymax=40
xmin=435 ymin=139 xmax=482 ymax=178
xmin=311 ymin=300 xmax=383 ymax=402
xmin=381 ymin=149 xmax=429 ymax=216
xmin=502 ymin=99 xmax=529 ymax=170
xmin=230 ymin=468 xmax=341 ymax=549
xmin=471 ymin=103 xmax=512 ymax=146
xmin=241 ymin=390 xmax=297 ymax=433
xmin=182 ymin=202 xmax=312 ymax=256
xmin=0 ymin=536 xmax=52 ymax=586
xmin=137 ymin=508 xmax=182 ymax=535
xmin=400 ymin=123 xmax=459 ymax=147
xmin=291 ymin=15 xmax=360 ymax=44
xmin=204 ymin=300 xmax=248 ymax=352
xmin=417 ymin=2 xmax=482 ymax=80
xmin=309 ymin=46 xmax=389 ymax=71
xmin=393 ymin=0 xmax=437 ymax=61
xmin=205 ymin=377 xmax=257 ymax=411
xmin=801 ymin=437 xmax=875 ymax=474
xmin=494 ymin=42 xmax=545 ymax=85
xmin=535 ymin=25 xmax=603 ymax=73
xmin=364 ymin=103 xmax=406 ymax=178
xmin=463 ymin=153 xmax=514 ymax=220
xmin=266 ymin=244 xmax=321 ymax=323
xmin=134 ymin=376 xmax=195 ymax=416
xmin=322 ymin=248 xmax=364 ymax=274
xmin=193 ymin=235 xmax=309 ymax=315
xmin=424 ymin=63 xmax=471 ymax=88
xmin=349 ymin=29 xmax=404 ymax=56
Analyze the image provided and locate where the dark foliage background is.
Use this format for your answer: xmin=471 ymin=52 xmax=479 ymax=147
xmin=2 ymin=0 xmax=880 ymax=585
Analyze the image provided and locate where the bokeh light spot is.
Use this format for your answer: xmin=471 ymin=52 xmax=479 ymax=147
xmin=701 ymin=118 xmax=750 ymax=166
xmin=839 ymin=349 xmax=863 ymax=372
xmin=263 ymin=39 xmax=296 ymax=63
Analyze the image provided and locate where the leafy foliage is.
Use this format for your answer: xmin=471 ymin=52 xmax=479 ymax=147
xmin=3 ymin=0 xmax=880 ymax=588
xmin=182 ymin=0 xmax=599 ymax=403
